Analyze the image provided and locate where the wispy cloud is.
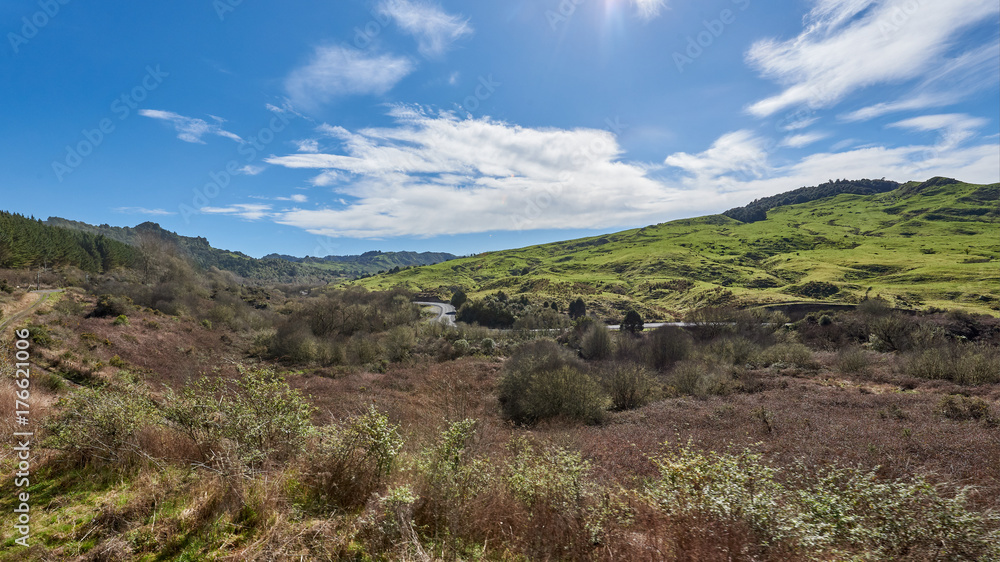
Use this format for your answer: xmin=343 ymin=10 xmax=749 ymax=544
xmin=113 ymin=207 xmax=175 ymax=216
xmin=237 ymin=164 xmax=267 ymax=176
xmin=631 ymin=0 xmax=669 ymax=21
xmin=139 ymin=110 xmax=243 ymax=144
xmin=378 ymin=0 xmax=472 ymax=58
xmin=888 ymin=113 xmax=988 ymax=147
xmin=780 ymin=132 xmax=828 ymax=148
xmin=201 ymin=204 xmax=274 ymax=220
xmin=664 ymin=130 xmax=769 ymax=180
xmin=284 ymin=46 xmax=414 ymax=110
xmin=745 ymin=0 xmax=999 ymax=117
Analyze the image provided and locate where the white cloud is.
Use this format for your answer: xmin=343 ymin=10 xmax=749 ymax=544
xmin=889 ymin=113 xmax=988 ymax=147
xmin=139 ymin=110 xmax=243 ymax=144
xmin=113 ymin=207 xmax=175 ymax=216
xmin=266 ymin=107 xmax=680 ymax=237
xmin=284 ymin=46 xmax=414 ymax=110
xmin=631 ymin=0 xmax=669 ymax=21
xmin=840 ymin=44 xmax=1000 ymax=121
xmin=378 ymin=0 xmax=472 ymax=58
xmin=664 ymin=130 xmax=769 ymax=180
xmin=745 ymin=0 xmax=999 ymax=117
xmin=237 ymin=165 xmax=267 ymax=176
xmin=275 ymin=194 xmax=309 ymax=203
xmin=201 ymin=204 xmax=274 ymax=220
xmin=260 ymin=108 xmax=998 ymax=239
xmin=780 ymin=132 xmax=828 ymax=148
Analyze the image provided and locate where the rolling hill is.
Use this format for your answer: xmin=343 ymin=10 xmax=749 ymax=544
xmin=353 ymin=178 xmax=1000 ymax=319
xmin=43 ymin=218 xmax=455 ymax=282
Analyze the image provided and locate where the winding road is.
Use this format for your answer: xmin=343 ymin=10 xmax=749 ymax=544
xmin=415 ymin=301 xmax=457 ymax=326
xmin=0 ymin=289 xmax=63 ymax=334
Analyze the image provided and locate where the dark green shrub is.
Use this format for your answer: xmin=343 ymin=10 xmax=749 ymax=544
xmin=621 ymin=309 xmax=644 ymax=334
xmin=602 ymin=362 xmax=655 ymax=411
xmin=646 ymin=326 xmax=692 ymax=370
xmin=499 ymin=341 xmax=605 ymax=424
xmin=581 ymin=324 xmax=612 ymax=360
xmin=92 ymin=294 xmax=133 ymax=318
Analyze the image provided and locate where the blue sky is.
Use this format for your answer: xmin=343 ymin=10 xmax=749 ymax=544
xmin=3 ymin=0 xmax=998 ymax=258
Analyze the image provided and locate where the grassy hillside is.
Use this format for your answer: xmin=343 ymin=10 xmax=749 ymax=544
xmin=45 ymin=218 xmax=454 ymax=282
xmin=262 ymin=250 xmax=456 ymax=277
xmin=354 ymin=178 xmax=999 ymax=319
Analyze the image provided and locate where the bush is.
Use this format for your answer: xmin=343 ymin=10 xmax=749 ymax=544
xmin=480 ymin=338 xmax=496 ymax=355
xmin=112 ymin=314 xmax=130 ymax=326
xmin=499 ymin=340 xmax=605 ymax=424
xmin=602 ymin=362 xmax=655 ymax=411
xmin=706 ymin=337 xmax=761 ymax=366
xmin=936 ymin=395 xmax=993 ymax=421
xmin=646 ymin=326 xmax=692 ymax=370
xmin=754 ymin=343 xmax=817 ymax=369
xmin=302 ymin=406 xmax=403 ymax=511
xmin=836 ymin=346 xmax=870 ymax=374
xmin=621 ymin=309 xmax=644 ymax=334
xmin=42 ymin=384 xmax=158 ymax=466
xmin=163 ymin=366 xmax=313 ymax=473
xmin=383 ymin=325 xmax=415 ymax=362
xmin=904 ymin=343 xmax=1000 ymax=385
xmin=92 ymin=294 xmax=133 ymax=318
xmin=580 ymin=324 xmax=612 ymax=360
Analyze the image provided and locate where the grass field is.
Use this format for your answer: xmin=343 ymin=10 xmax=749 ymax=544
xmin=354 ymin=178 xmax=1000 ymax=320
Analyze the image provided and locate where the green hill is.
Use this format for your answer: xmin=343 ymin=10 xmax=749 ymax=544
xmin=44 ymin=218 xmax=454 ymax=282
xmin=353 ymin=178 xmax=1000 ymax=319
xmin=0 ymin=212 xmax=136 ymax=273
xmin=262 ymin=250 xmax=457 ymax=277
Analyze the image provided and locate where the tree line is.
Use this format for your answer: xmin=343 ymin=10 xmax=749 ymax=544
xmin=0 ymin=212 xmax=136 ymax=272
xmin=722 ymin=178 xmax=899 ymax=223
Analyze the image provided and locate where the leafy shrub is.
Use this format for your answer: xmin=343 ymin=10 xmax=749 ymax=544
xmin=601 ymin=362 xmax=655 ymax=411
xmin=480 ymin=338 xmax=496 ymax=355
xmin=92 ymin=294 xmax=133 ymax=318
xmin=383 ymin=325 xmax=416 ymax=362
xmin=499 ymin=341 xmax=605 ymax=424
xmin=163 ymin=366 xmax=313 ymax=472
xmin=755 ymin=343 xmax=817 ymax=369
xmin=348 ymin=335 xmax=383 ymax=365
xmin=267 ymin=323 xmax=318 ymax=363
xmin=580 ymin=324 xmax=612 ymax=360
xmin=867 ymin=314 xmax=917 ymax=352
xmin=452 ymin=338 xmax=471 ymax=357
xmin=706 ymin=336 xmax=761 ymax=366
xmin=499 ymin=365 xmax=606 ymax=425
xmin=112 ymin=314 xmax=129 ymax=326
xmin=302 ymin=406 xmax=403 ymax=510
xmin=904 ymin=343 xmax=1000 ymax=385
xmin=936 ymin=395 xmax=992 ymax=421
xmin=42 ymin=384 xmax=158 ymax=466
xmin=836 ymin=346 xmax=870 ymax=374
xmin=646 ymin=326 xmax=692 ymax=370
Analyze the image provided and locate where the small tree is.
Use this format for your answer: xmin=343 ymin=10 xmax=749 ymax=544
xmin=621 ymin=309 xmax=644 ymax=334
xmin=450 ymin=289 xmax=467 ymax=309
xmin=568 ymin=298 xmax=586 ymax=320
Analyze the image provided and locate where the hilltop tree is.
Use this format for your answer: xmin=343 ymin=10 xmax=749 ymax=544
xmin=621 ymin=309 xmax=644 ymax=334
xmin=568 ymin=298 xmax=586 ymax=320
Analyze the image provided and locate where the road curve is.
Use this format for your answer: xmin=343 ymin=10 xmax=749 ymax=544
xmin=0 ymin=289 xmax=63 ymax=334
xmin=415 ymin=301 xmax=457 ymax=326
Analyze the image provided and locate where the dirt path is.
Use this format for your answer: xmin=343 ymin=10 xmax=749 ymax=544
xmin=0 ymin=289 xmax=62 ymax=335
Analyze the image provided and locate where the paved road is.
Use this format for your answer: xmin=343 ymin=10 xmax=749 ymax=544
xmin=415 ymin=301 xmax=457 ymax=326
xmin=0 ymin=289 xmax=63 ymax=334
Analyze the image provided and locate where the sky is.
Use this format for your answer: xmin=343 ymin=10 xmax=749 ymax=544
xmin=2 ymin=0 xmax=998 ymax=258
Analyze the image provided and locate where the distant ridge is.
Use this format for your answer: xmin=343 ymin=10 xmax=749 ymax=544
xmin=43 ymin=218 xmax=455 ymax=282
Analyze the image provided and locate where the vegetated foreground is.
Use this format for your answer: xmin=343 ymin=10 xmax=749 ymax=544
xmin=2 ymin=262 xmax=999 ymax=560
xmin=355 ymin=178 xmax=1000 ymax=320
